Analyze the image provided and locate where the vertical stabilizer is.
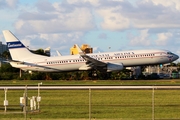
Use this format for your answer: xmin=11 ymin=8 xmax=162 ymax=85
xmin=2 ymin=30 xmax=40 ymax=61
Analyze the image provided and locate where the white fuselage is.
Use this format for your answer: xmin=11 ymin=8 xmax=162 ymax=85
xmin=10 ymin=49 xmax=179 ymax=72
xmin=3 ymin=30 xmax=178 ymax=73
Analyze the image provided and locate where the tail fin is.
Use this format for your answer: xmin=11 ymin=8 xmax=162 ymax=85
xmin=2 ymin=30 xmax=43 ymax=61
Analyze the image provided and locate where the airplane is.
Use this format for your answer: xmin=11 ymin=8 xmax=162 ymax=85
xmin=2 ymin=30 xmax=179 ymax=75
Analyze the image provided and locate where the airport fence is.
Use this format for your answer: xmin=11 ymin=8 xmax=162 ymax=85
xmin=0 ymin=86 xmax=180 ymax=120
xmin=49 ymin=86 xmax=180 ymax=120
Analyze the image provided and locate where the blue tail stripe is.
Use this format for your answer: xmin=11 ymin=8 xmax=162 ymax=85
xmin=7 ymin=41 xmax=25 ymax=49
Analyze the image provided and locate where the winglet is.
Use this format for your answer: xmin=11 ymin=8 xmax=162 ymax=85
xmin=56 ymin=50 xmax=62 ymax=56
xmin=74 ymin=44 xmax=84 ymax=55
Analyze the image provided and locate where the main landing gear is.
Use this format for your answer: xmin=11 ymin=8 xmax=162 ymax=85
xmin=88 ymin=70 xmax=111 ymax=80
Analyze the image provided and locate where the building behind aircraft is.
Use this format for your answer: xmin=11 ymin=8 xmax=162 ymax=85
xmin=70 ymin=44 xmax=93 ymax=55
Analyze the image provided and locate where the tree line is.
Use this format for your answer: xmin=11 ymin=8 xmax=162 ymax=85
xmin=0 ymin=63 xmax=132 ymax=80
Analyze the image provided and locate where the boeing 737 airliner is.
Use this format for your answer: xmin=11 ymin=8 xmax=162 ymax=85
xmin=2 ymin=30 xmax=179 ymax=73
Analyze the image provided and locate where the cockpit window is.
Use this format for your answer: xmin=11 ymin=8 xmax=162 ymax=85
xmin=167 ymin=52 xmax=173 ymax=55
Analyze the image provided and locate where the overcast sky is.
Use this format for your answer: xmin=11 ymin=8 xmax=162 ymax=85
xmin=0 ymin=0 xmax=180 ymax=60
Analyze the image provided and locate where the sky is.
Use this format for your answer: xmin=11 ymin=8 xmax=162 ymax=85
xmin=0 ymin=0 xmax=180 ymax=61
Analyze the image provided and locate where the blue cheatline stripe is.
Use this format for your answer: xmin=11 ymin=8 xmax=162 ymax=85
xmin=7 ymin=41 xmax=25 ymax=49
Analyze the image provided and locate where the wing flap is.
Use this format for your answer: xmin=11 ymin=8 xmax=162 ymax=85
xmin=80 ymin=53 xmax=106 ymax=67
xmin=79 ymin=64 xmax=92 ymax=70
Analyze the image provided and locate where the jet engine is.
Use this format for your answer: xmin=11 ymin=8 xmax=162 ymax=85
xmin=106 ymin=63 xmax=124 ymax=72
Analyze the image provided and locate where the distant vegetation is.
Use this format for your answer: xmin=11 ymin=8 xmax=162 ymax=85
xmin=0 ymin=63 xmax=132 ymax=80
xmin=0 ymin=62 xmax=180 ymax=80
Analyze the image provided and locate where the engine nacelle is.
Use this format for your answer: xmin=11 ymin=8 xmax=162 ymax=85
xmin=107 ymin=63 xmax=124 ymax=72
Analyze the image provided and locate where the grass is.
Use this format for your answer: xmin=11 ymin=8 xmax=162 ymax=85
xmin=0 ymin=79 xmax=180 ymax=85
xmin=0 ymin=80 xmax=180 ymax=119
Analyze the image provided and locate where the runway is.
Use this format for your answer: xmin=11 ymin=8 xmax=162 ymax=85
xmin=0 ymin=85 xmax=180 ymax=90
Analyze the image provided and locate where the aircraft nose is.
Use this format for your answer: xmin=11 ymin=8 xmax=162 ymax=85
xmin=174 ymin=54 xmax=179 ymax=61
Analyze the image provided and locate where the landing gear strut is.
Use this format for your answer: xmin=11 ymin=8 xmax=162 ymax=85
xmin=88 ymin=70 xmax=111 ymax=80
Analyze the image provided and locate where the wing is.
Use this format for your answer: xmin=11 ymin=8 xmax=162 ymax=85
xmin=75 ymin=43 xmax=107 ymax=69
xmin=74 ymin=41 xmax=107 ymax=70
xmin=80 ymin=53 xmax=106 ymax=67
